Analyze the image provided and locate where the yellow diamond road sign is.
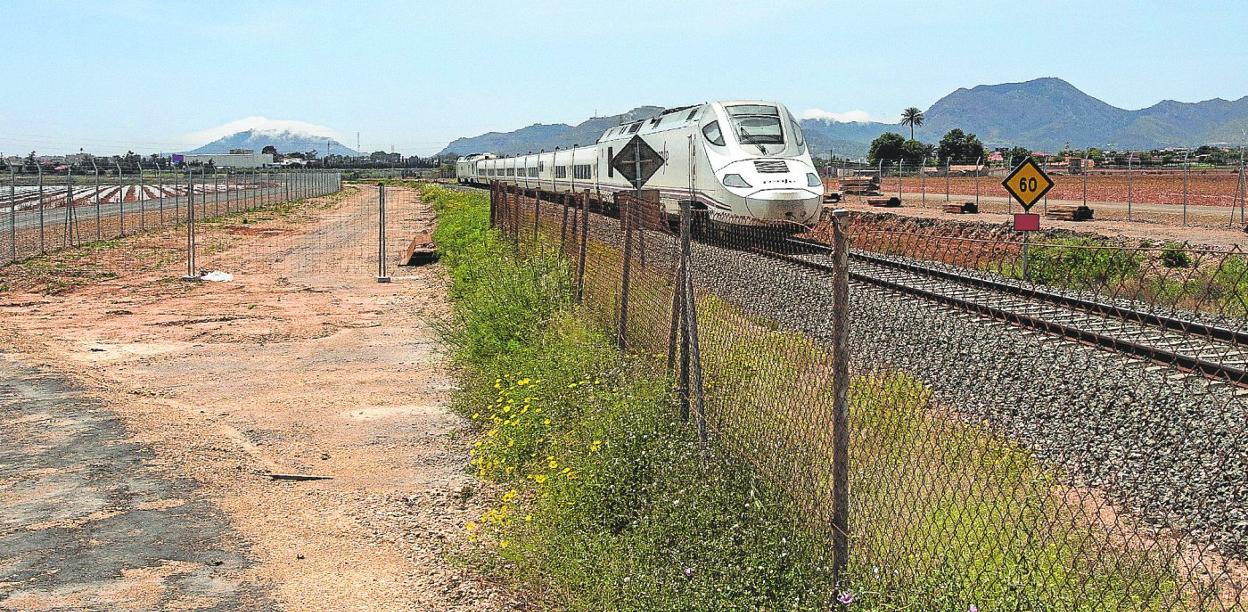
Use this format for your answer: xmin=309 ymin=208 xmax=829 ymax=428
xmin=1002 ymin=157 xmax=1054 ymax=212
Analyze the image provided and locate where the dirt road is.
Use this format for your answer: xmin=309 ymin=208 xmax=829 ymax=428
xmin=0 ymin=185 xmax=517 ymax=610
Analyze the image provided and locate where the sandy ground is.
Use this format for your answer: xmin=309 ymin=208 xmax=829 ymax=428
xmin=0 ymin=184 xmax=521 ymax=610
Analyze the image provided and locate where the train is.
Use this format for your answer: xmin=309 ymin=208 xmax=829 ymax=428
xmin=455 ymin=100 xmax=823 ymax=229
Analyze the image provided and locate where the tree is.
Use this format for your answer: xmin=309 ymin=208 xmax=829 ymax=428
xmin=261 ymin=145 xmax=278 ymax=155
xmin=1007 ymin=146 xmax=1031 ymax=165
xmin=900 ymin=107 xmax=925 ymax=141
xmin=868 ymin=132 xmax=906 ymax=164
xmin=902 ymin=139 xmax=935 ymax=164
xmin=937 ymin=129 xmax=988 ymax=162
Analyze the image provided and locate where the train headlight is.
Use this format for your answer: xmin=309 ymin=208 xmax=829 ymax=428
xmin=806 ymin=173 xmax=821 ymax=187
xmin=722 ymin=174 xmax=752 ymax=188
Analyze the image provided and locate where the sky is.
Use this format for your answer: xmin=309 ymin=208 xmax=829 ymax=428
xmin=2 ymin=0 xmax=1247 ymax=157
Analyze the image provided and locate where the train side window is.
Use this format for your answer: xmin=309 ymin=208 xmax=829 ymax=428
xmin=686 ymin=109 xmax=698 ymax=121
xmin=703 ymin=121 xmax=725 ymax=146
xmin=607 ymin=147 xmax=613 ymax=177
xmin=790 ymin=117 xmax=805 ymax=148
xmin=539 ymin=162 xmax=544 ymax=172
xmin=629 ymin=122 xmax=641 ymax=134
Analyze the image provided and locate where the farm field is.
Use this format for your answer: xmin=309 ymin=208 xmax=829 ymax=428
xmin=842 ymin=170 xmax=1245 ymax=208
xmin=3 ymin=182 xmax=273 ymax=212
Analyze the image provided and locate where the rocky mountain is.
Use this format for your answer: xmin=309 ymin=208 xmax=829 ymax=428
xmin=437 ymin=107 xmax=662 ymax=157
xmin=436 ymin=78 xmax=1248 ymax=159
xmin=188 ymin=129 xmax=359 ymax=156
xmin=913 ymin=78 xmax=1248 ymax=150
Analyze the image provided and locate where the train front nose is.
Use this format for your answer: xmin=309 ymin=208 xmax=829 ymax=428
xmin=743 ymin=189 xmax=820 ymax=222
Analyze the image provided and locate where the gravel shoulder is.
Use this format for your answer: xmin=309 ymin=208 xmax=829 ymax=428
xmin=0 ymin=185 xmax=518 ymax=610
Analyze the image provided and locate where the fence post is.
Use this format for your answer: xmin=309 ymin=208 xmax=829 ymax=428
xmin=512 ymin=184 xmax=521 ymax=242
xmin=618 ymin=195 xmax=634 ymax=348
xmin=184 ymin=169 xmax=196 ymax=279
xmin=377 ymin=183 xmax=390 ymax=283
xmin=37 ymin=163 xmax=44 ymax=254
xmin=920 ymin=157 xmax=926 ymax=204
xmin=488 ymin=181 xmax=497 ymax=227
xmin=117 ymin=161 xmax=127 ymax=237
xmin=1081 ymin=153 xmax=1089 ymax=211
xmin=559 ymin=193 xmax=569 ymax=257
xmin=1182 ymin=149 xmax=1190 ymax=226
xmin=1127 ymin=152 xmax=1134 ymax=222
xmin=944 ymin=158 xmax=950 ymax=202
xmin=63 ymin=167 xmax=75 ymax=247
xmin=896 ymin=159 xmax=902 ymax=201
xmin=974 ymin=156 xmax=982 ymax=210
xmin=136 ymin=162 xmax=145 ymax=232
xmin=678 ymin=197 xmax=707 ymax=444
xmin=576 ymin=191 xmax=588 ymax=302
xmin=829 ymin=207 xmax=851 ymax=586
xmin=8 ymin=165 xmax=15 ymax=263
xmin=533 ymin=188 xmax=541 ymax=244
xmin=92 ymin=162 xmax=101 ymax=240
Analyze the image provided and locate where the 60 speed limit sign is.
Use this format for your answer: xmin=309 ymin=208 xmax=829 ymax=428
xmin=1002 ymin=157 xmax=1054 ymax=211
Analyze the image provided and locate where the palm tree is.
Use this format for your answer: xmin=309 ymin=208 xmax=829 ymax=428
xmin=900 ymin=107 xmax=925 ymax=141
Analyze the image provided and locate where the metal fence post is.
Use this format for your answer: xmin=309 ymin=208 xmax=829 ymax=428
xmin=829 ymin=207 xmax=851 ymax=585
xmin=920 ymin=157 xmax=926 ymax=204
xmin=945 ymin=158 xmax=950 ymax=202
xmin=184 ymin=169 xmax=196 ymax=279
xmin=1127 ymin=152 xmax=1134 ymax=222
xmin=63 ymin=167 xmax=76 ymax=247
xmin=576 ymin=191 xmax=588 ymax=302
xmin=975 ymin=156 xmax=982 ymax=210
xmin=138 ymin=161 xmax=146 ymax=232
xmin=559 ymin=193 xmax=570 ymax=257
xmin=1182 ymin=149 xmax=1190 ymax=226
xmin=1082 ymin=153 xmax=1089 ymax=211
xmin=8 ymin=165 xmax=15 ymax=263
xmin=377 ymin=183 xmax=390 ymax=283
xmin=37 ymin=163 xmax=44 ymax=254
xmin=678 ymin=197 xmax=706 ymax=444
xmin=618 ymin=196 xmax=634 ymax=348
xmin=116 ymin=160 xmax=125 ymax=237
xmin=91 ymin=161 xmax=101 ymax=240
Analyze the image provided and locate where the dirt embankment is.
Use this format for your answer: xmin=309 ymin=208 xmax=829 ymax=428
xmin=0 ymin=185 xmax=523 ymax=610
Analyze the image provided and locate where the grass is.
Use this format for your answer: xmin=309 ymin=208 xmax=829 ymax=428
xmin=426 ymin=184 xmax=1201 ymax=609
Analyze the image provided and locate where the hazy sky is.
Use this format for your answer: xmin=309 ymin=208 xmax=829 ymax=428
xmin=2 ymin=0 xmax=1246 ymax=156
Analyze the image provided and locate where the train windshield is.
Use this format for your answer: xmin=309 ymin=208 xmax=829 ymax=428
xmin=726 ymin=105 xmax=784 ymax=145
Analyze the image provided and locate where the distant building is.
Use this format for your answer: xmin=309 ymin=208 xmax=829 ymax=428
xmin=181 ymin=152 xmax=274 ymax=168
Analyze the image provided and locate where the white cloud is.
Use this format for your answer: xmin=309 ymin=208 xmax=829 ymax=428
xmin=798 ymin=109 xmax=874 ymax=123
xmin=184 ymin=117 xmax=345 ymax=145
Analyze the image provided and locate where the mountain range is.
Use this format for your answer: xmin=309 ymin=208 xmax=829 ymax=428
xmin=188 ymin=129 xmax=359 ymax=156
xmin=438 ymin=78 xmax=1248 ymax=158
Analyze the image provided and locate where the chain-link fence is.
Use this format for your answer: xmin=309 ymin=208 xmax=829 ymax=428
xmin=823 ymin=156 xmax=1248 ymax=229
xmin=489 ymin=180 xmax=1247 ymax=608
xmin=0 ymin=169 xmax=342 ymax=292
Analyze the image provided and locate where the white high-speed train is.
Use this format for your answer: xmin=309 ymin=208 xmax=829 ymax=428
xmin=455 ymin=100 xmax=822 ymax=228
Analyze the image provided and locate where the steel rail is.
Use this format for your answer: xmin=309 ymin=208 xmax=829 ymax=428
xmin=787 ymin=236 xmax=1248 ymax=347
xmin=754 ymin=244 xmax=1248 ymax=388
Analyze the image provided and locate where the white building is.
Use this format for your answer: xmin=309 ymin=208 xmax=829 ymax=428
xmin=181 ymin=152 xmax=274 ymax=168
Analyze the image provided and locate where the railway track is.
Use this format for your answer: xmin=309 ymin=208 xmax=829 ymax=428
xmin=467 ymin=182 xmax=1248 ymax=388
xmin=757 ymin=238 xmax=1248 ymax=388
